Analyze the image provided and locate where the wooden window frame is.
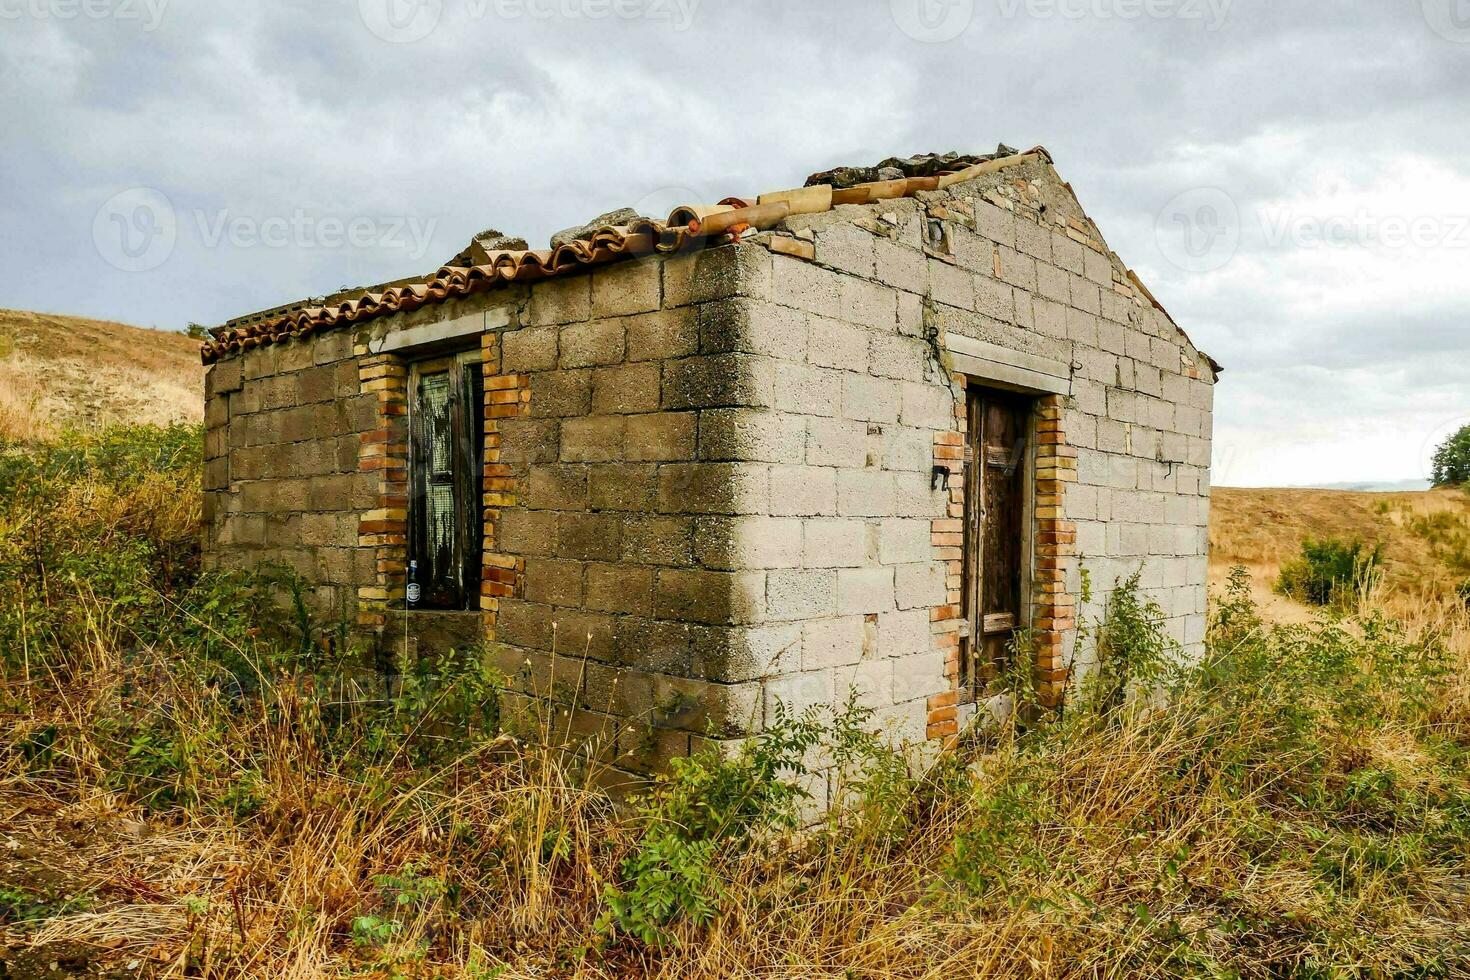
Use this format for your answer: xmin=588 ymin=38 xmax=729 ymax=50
xmin=406 ymin=349 xmax=485 ymax=612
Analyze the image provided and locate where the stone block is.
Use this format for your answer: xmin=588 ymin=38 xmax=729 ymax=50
xmin=591 ymin=260 xmax=662 ymax=318
xmin=560 ymin=415 xmax=626 ymax=462
xmin=559 ymin=319 xmax=626 ymax=368
xmin=699 ymin=408 xmax=806 ymax=463
xmin=592 ymin=361 xmax=661 ymax=415
xmin=625 ymin=412 xmax=696 ymax=462
xmin=769 ymin=465 xmax=836 ymax=517
xmin=588 ymin=463 xmax=657 ymax=512
xmin=765 ymin=567 xmax=838 ymax=621
xmin=657 ymin=462 xmax=769 ymax=515
xmin=836 ymin=566 xmax=895 ymax=615
xmin=523 ymin=558 xmax=584 ymax=607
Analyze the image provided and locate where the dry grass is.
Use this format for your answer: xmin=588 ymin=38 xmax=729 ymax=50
xmin=0 ymin=308 xmax=201 ymax=441
xmin=2 ymin=435 xmax=1469 ymax=977
xmin=1211 ymin=485 xmax=1470 ymax=624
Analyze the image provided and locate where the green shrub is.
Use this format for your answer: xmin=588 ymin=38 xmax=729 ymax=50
xmin=1276 ymin=537 xmax=1384 ymax=607
xmin=1431 ymin=423 xmax=1470 ymax=487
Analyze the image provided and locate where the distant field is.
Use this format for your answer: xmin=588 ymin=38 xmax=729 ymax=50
xmin=0 ymin=308 xmax=202 ymax=440
xmin=1211 ymin=485 xmax=1470 ymax=620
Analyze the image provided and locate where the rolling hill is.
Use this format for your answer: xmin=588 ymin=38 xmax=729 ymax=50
xmin=1211 ymin=485 xmax=1470 ymax=621
xmin=0 ymin=308 xmax=202 ymax=440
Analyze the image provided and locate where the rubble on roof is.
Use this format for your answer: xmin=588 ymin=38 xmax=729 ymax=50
xmin=805 ymin=143 xmax=1021 ymax=189
xmin=551 ymin=208 xmax=641 ymax=249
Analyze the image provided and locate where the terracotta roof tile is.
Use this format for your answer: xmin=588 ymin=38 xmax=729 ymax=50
xmin=201 ymin=147 xmax=1053 ymax=364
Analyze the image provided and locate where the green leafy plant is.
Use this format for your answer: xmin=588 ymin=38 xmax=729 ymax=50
xmin=600 ymin=705 xmax=823 ymax=946
xmin=1431 ymin=423 xmax=1470 ymax=487
xmin=1277 ymin=537 xmax=1385 ymax=608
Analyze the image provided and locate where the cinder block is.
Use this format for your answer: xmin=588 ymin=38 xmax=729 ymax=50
xmin=802 ymin=518 xmax=866 ymax=569
xmin=766 ymin=567 xmax=838 ymax=621
xmin=560 ymin=319 xmax=626 ymax=368
xmin=694 ymin=516 xmax=803 ymax=570
xmin=624 ymin=412 xmax=696 ymax=462
xmin=769 ymin=465 xmax=836 ymax=517
xmin=807 ymin=315 xmax=869 ymax=374
xmin=657 ymin=462 xmax=769 ymax=516
xmin=699 ymin=408 xmax=806 ymax=463
xmin=805 ymin=417 xmax=867 ymax=468
xmin=877 ymin=518 xmax=930 ymax=565
xmin=591 ymin=261 xmax=661 ymax=319
xmin=627 ymin=308 xmax=698 ymax=362
xmin=836 ymin=566 xmax=895 ymax=615
xmin=836 ymin=469 xmax=895 ymax=518
xmin=655 ymin=568 xmax=765 ymax=625
xmin=894 ymin=562 xmax=945 ymax=610
xmin=841 ymin=373 xmax=901 ymax=424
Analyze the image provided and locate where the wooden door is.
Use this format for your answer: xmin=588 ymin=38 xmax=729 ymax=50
xmin=962 ymin=387 xmax=1031 ymax=688
xmin=408 ymin=352 xmax=485 ymax=610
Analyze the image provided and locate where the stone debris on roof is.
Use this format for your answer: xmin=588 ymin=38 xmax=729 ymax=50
xmin=199 ymin=145 xmax=1075 ymax=364
xmin=804 ymin=143 xmax=1021 ymax=189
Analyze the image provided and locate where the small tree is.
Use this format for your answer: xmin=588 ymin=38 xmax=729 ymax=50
xmin=1431 ymin=424 xmax=1470 ymax=487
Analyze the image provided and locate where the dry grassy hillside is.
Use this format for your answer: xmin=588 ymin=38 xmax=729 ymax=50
xmin=0 ymin=308 xmax=202 ymax=440
xmin=1211 ymin=485 xmax=1470 ymax=619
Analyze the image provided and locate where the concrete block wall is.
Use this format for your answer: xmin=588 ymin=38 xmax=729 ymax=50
xmin=484 ymin=248 xmax=798 ymax=775
xmin=727 ymin=157 xmax=1215 ymax=750
xmin=203 ymin=154 xmax=1215 ymax=787
xmin=203 ymin=327 xmax=378 ymax=625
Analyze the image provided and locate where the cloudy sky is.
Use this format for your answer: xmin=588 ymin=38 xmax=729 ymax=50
xmin=2 ymin=0 xmax=1466 ymax=487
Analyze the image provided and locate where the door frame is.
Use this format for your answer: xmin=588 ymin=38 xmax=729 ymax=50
xmin=960 ymin=381 xmax=1038 ymax=699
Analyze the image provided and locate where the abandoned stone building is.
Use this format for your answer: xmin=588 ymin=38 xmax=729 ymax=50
xmin=202 ymin=145 xmax=1218 ymax=785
